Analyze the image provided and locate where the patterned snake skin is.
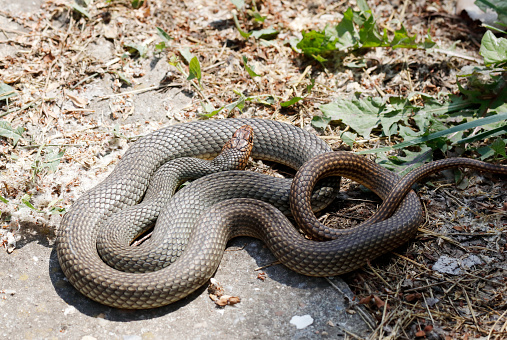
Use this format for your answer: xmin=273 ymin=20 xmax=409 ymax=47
xmin=56 ymin=118 xmax=507 ymax=309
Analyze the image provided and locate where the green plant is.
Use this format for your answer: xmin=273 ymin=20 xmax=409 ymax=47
xmin=294 ymin=0 xmax=435 ymax=63
xmin=231 ymin=0 xmax=279 ymax=40
xmin=312 ymin=31 xmax=507 ymax=172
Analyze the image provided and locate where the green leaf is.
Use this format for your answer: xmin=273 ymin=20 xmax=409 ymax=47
xmin=358 ymin=111 xmax=507 ymax=154
xmin=358 ymin=13 xmax=386 ymax=48
xmin=71 ymin=3 xmax=90 ymax=18
xmin=0 ymin=194 xmax=8 ymax=204
xmin=179 ymin=48 xmax=193 ymax=64
xmin=250 ymin=28 xmax=279 ymax=40
xmin=423 ymin=29 xmax=436 ymax=49
xmin=490 ymin=137 xmax=507 ymax=157
xmin=230 ymin=0 xmax=245 ymax=10
xmin=200 ymin=102 xmax=224 ymax=118
xmin=156 ymin=27 xmax=173 ymax=44
xmin=124 ymin=43 xmax=148 ymax=58
xmin=280 ymin=97 xmax=303 ymax=107
xmin=457 ymin=123 xmax=507 ymax=144
xmin=43 ymin=149 xmax=65 ymax=173
xmin=115 ymin=72 xmax=132 ymax=86
xmin=252 ymin=12 xmax=267 ymax=23
xmin=340 ymin=131 xmax=357 ymax=147
xmin=155 ymin=42 xmax=166 ymax=51
xmin=475 ymin=0 xmax=507 ymax=26
xmin=296 ymin=30 xmax=337 ymax=58
xmin=242 ymin=56 xmax=262 ymax=78
xmin=0 ymin=83 xmax=17 ymax=101
xmin=21 ymin=194 xmax=42 ymax=213
xmin=306 ymin=79 xmax=315 ymax=93
xmin=233 ymin=13 xmax=252 ymax=39
xmin=356 ymin=0 xmax=371 ymax=11
xmin=187 ymin=56 xmax=202 ymax=84
xmin=317 ymin=97 xmax=383 ymax=138
xmin=480 ymin=30 xmax=507 ymax=66
xmin=377 ymin=146 xmax=433 ymax=176
xmin=0 ymin=121 xmax=24 ymax=146
xmin=390 ymin=25 xmax=418 ymax=49
xmin=311 ymin=115 xmax=332 ymax=129
xmin=131 ymin=0 xmax=144 ymax=9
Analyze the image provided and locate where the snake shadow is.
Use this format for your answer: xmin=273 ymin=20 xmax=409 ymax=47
xmin=48 ymin=246 xmax=207 ymax=321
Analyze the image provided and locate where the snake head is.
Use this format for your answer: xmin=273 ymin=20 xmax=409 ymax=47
xmin=220 ymin=125 xmax=254 ymax=170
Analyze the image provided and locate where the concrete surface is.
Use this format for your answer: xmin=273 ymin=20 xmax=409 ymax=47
xmin=1 ymin=229 xmax=373 ymax=339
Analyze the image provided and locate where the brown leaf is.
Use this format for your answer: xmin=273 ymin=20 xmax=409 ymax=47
xmin=359 ymin=295 xmax=372 ymax=304
xmin=67 ymin=93 xmax=88 ymax=108
xmin=424 ymin=325 xmax=433 ymax=332
xmin=415 ymin=330 xmax=426 ymax=337
xmin=373 ymin=295 xmax=385 ymax=308
xmin=406 ymin=293 xmax=422 ymax=302
xmin=257 ymin=272 xmax=267 ymax=281
xmin=43 ymin=52 xmax=55 ymax=64
xmin=214 ymin=295 xmax=241 ymax=306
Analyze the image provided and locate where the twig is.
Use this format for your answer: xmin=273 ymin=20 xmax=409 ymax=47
xmin=98 ymin=84 xmax=184 ymax=99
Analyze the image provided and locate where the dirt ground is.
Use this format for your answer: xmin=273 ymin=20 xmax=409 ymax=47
xmin=1 ymin=0 xmax=506 ymax=339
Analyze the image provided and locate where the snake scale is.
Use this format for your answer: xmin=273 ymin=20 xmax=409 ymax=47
xmin=56 ymin=118 xmax=507 ymax=309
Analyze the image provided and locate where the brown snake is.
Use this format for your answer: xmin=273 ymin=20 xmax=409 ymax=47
xmin=56 ymin=118 xmax=507 ymax=309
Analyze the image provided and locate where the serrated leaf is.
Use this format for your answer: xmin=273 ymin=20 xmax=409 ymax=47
xmin=390 ymin=25 xmax=418 ymax=49
xmin=296 ymin=30 xmax=337 ymax=58
xmin=317 ymin=97 xmax=383 ymax=138
xmin=0 ymin=121 xmax=24 ymax=146
xmin=187 ymin=56 xmax=202 ymax=84
xmin=480 ymin=30 xmax=507 ymax=66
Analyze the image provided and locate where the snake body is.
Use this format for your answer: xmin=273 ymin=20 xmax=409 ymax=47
xmin=56 ymin=118 xmax=507 ymax=309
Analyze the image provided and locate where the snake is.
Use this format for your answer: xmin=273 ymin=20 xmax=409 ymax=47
xmin=56 ymin=118 xmax=507 ymax=309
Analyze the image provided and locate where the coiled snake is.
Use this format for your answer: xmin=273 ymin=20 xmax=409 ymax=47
xmin=56 ymin=118 xmax=507 ymax=309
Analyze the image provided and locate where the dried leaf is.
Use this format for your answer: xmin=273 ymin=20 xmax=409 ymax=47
xmin=67 ymin=93 xmax=88 ymax=108
xmin=415 ymin=330 xmax=426 ymax=337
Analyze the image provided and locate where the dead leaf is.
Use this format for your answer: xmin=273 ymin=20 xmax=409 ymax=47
xmin=373 ymin=295 xmax=386 ymax=309
xmin=43 ymin=52 xmax=55 ymax=64
xmin=359 ymin=295 xmax=372 ymax=304
xmin=67 ymin=92 xmax=88 ymax=108
xmin=415 ymin=330 xmax=426 ymax=337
